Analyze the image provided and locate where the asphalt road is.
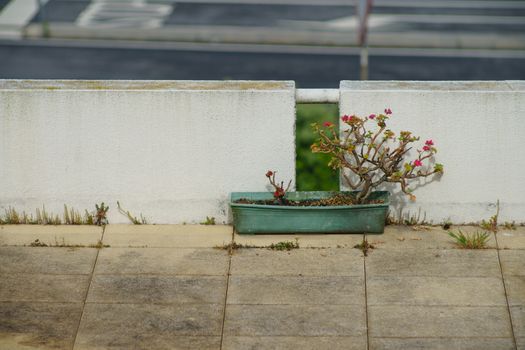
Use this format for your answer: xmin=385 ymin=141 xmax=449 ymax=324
xmin=1 ymin=40 xmax=524 ymax=87
xmin=34 ymin=0 xmax=525 ymax=33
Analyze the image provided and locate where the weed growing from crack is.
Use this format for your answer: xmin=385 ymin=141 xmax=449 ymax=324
xmin=386 ymin=207 xmax=430 ymax=226
xmin=503 ymin=221 xmax=516 ymax=230
xmin=28 ymin=238 xmax=109 ymax=249
xmin=442 ymin=218 xmax=452 ymax=230
xmin=63 ymin=205 xmax=94 ymax=225
xmin=200 ymin=216 xmax=216 ymax=225
xmin=215 ymin=239 xmax=300 ymax=254
xmin=117 ymin=201 xmax=147 ymax=225
xmin=354 ymin=237 xmax=375 ymax=256
xmin=1 ymin=204 xmax=99 ymax=225
xmin=448 ymin=229 xmax=491 ymax=249
xmin=268 ymin=238 xmax=299 ymax=251
xmin=480 ymin=200 xmax=499 ymax=233
xmin=94 ymin=202 xmax=109 ymax=226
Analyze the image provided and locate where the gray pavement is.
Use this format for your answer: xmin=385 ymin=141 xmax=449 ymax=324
xmin=2 ymin=39 xmax=525 ymax=87
xmin=1 ymin=0 xmax=524 ymax=49
xmin=0 ymin=224 xmax=524 ymax=349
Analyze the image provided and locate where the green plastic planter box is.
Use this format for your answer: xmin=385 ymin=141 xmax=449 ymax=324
xmin=230 ymin=191 xmax=389 ymax=234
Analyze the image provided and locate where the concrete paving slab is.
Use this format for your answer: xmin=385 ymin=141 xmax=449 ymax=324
xmin=0 ymin=274 xmax=90 ymax=302
xmin=369 ymin=337 xmax=515 ymax=350
xmin=366 ymin=249 xmax=501 ymax=277
xmin=368 ymin=305 xmax=513 ymax=338
xmin=75 ymin=335 xmax=221 ymax=350
xmin=511 ymin=305 xmax=525 ymax=338
xmin=95 ymin=248 xmax=229 ymax=275
xmin=0 ymin=225 xmax=103 ymax=247
xmin=103 ymin=224 xmax=233 ymax=248
xmin=234 ymin=233 xmax=364 ymax=248
xmin=75 ymin=303 xmax=224 ymax=348
xmin=224 ymin=305 xmax=366 ymax=336
xmin=367 ymin=276 xmax=506 ymax=306
xmin=222 ymin=336 xmax=367 ymax=350
xmin=499 ymin=250 xmax=525 ymax=276
xmin=505 ymin=276 xmax=525 ymax=306
xmin=497 ymin=227 xmax=525 ymax=249
xmin=227 ymin=276 xmax=364 ymax=305
xmin=0 ymin=247 xmax=97 ymax=274
xmin=87 ymin=275 xmax=226 ymax=304
xmin=230 ymin=249 xmax=364 ymax=276
xmin=0 ymin=301 xmax=83 ymax=350
xmin=369 ymin=225 xmax=497 ymax=249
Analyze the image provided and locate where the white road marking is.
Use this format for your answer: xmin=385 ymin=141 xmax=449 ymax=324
xmin=0 ymin=0 xmax=48 ymax=39
xmin=76 ymin=0 xmax=173 ymax=29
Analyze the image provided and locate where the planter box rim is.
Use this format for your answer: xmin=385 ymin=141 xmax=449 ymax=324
xmin=230 ymin=190 xmax=390 ymax=210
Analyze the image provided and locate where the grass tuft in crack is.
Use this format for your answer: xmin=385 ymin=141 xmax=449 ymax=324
xmin=448 ymin=229 xmax=491 ymax=249
xmin=354 ymin=237 xmax=374 ymax=256
xmin=200 ymin=216 xmax=216 ymax=225
xmin=215 ymin=239 xmax=300 ymax=254
xmin=28 ymin=238 xmax=109 ymax=249
xmin=268 ymin=238 xmax=299 ymax=251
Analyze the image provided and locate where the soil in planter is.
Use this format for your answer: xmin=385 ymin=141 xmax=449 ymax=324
xmin=234 ymin=193 xmax=384 ymax=207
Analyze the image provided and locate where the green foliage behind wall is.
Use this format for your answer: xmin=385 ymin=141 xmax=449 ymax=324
xmin=296 ymin=104 xmax=339 ymax=191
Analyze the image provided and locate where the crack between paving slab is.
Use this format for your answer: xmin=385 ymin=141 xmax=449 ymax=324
xmin=364 ymin=233 xmax=370 ymax=350
xmin=371 ymin=336 xmax=515 ymax=339
xmin=494 ymin=232 xmax=518 ymax=350
xmin=219 ymin=226 xmax=234 ymax=349
xmin=71 ymin=225 xmax=105 ymax=350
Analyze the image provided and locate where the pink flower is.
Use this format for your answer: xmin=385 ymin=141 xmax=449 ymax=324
xmin=413 ymin=159 xmax=422 ymax=167
xmin=422 ymin=145 xmax=430 ymax=151
xmin=323 ymin=122 xmax=333 ymax=127
xmin=341 ymin=115 xmax=349 ymax=122
xmin=384 ymin=108 xmax=392 ymax=115
xmin=266 ymin=170 xmax=273 ymax=178
xmin=425 ymin=139 xmax=434 ymax=146
xmin=368 ymin=114 xmax=376 ymax=119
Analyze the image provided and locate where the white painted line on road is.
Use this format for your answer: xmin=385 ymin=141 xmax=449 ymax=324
xmin=373 ymin=0 xmax=525 ymax=9
xmin=5 ymin=38 xmax=525 ymax=59
xmin=0 ymin=0 xmax=45 ymax=39
xmin=76 ymin=1 xmax=173 ymax=29
xmin=371 ymin=14 xmax=525 ymax=25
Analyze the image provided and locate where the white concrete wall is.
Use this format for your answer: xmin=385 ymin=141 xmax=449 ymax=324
xmin=339 ymin=81 xmax=525 ymax=224
xmin=2 ymin=80 xmax=524 ymax=225
xmin=0 ymin=80 xmax=296 ymax=224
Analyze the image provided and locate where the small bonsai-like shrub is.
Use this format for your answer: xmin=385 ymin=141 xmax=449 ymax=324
xmin=448 ymin=229 xmax=491 ymax=249
xmin=311 ymin=109 xmax=443 ymax=204
xmin=266 ymin=170 xmax=292 ymax=204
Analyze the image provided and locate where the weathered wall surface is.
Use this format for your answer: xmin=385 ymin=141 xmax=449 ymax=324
xmin=339 ymin=81 xmax=525 ymax=224
xmin=2 ymin=80 xmax=524 ymax=225
xmin=0 ymin=80 xmax=296 ymax=224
